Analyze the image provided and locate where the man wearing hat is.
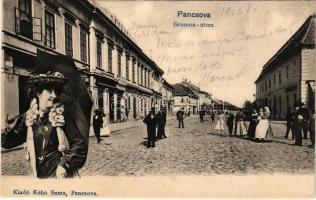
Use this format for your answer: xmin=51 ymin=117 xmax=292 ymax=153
xmin=300 ymin=103 xmax=311 ymax=139
xmin=292 ymin=102 xmax=305 ymax=146
xmin=156 ymin=107 xmax=167 ymax=139
xmin=2 ymin=71 xmax=87 ymax=178
xmin=93 ymin=109 xmax=104 ymax=143
xmin=143 ymin=107 xmax=158 ymax=148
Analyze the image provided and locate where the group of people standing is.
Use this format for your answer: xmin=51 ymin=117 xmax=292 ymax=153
xmin=143 ymin=107 xmax=167 ymax=148
xmin=284 ymin=102 xmax=315 ymax=147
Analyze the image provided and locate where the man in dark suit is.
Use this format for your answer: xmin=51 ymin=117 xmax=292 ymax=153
xmin=211 ymin=112 xmax=215 ymax=123
xmin=93 ymin=110 xmax=103 ymax=143
xmin=177 ymin=107 xmax=185 ymax=128
xmin=143 ymin=107 xmax=157 ymax=148
xmin=285 ymin=107 xmax=294 ymax=140
xmin=292 ymin=102 xmax=305 ymax=146
xmin=156 ymin=108 xmax=164 ymax=140
xmin=227 ymin=113 xmax=235 ymax=137
xmin=199 ymin=110 xmax=204 ymax=123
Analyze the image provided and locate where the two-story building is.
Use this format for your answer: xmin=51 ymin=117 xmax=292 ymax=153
xmin=172 ymin=83 xmax=199 ymax=115
xmin=198 ymin=90 xmax=213 ymax=111
xmin=1 ymin=0 xmax=164 ymax=129
xmin=255 ymin=14 xmax=315 ymax=119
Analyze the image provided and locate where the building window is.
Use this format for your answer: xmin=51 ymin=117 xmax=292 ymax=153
xmin=148 ymin=71 xmax=150 ymax=88
xmin=96 ymin=39 xmax=102 ymax=68
xmin=274 ymin=74 xmax=276 ymax=85
xmin=44 ymin=9 xmax=55 ymax=49
xmin=65 ymin=22 xmax=73 ymax=57
xmin=278 ymin=70 xmax=282 ymax=84
xmin=265 ymin=81 xmax=267 ymax=91
xmin=18 ymin=0 xmax=32 ymax=39
xmin=126 ymin=56 xmax=129 ymax=80
xmin=293 ymin=94 xmax=297 ymax=107
xmin=80 ymin=31 xmax=87 ymax=62
xmin=144 ymin=69 xmax=147 ymax=87
xmin=140 ymin=66 xmax=143 ymax=85
xmin=181 ymin=98 xmax=184 ymax=103
xmin=108 ymin=45 xmax=112 ymax=73
xmin=268 ymin=78 xmax=271 ymax=89
xmin=137 ymin=65 xmax=140 ymax=84
xmin=118 ymin=51 xmax=122 ymax=76
xmin=132 ymin=60 xmax=135 ymax=82
xmin=286 ymin=65 xmax=289 ymax=78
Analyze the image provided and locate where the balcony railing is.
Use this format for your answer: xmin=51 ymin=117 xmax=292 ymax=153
xmin=15 ymin=7 xmax=42 ymax=42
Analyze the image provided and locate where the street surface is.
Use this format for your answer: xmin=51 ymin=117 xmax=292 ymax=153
xmin=1 ymin=117 xmax=315 ymax=176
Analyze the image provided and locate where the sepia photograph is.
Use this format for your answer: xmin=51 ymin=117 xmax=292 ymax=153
xmin=0 ymin=0 xmax=315 ymax=198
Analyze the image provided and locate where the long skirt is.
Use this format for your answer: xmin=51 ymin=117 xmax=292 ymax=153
xmin=255 ymin=119 xmax=269 ymax=139
xmin=235 ymin=121 xmax=247 ymax=135
xmin=215 ymin=120 xmax=224 ymax=130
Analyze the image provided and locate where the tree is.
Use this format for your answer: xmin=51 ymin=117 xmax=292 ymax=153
xmin=243 ymin=100 xmax=253 ymax=110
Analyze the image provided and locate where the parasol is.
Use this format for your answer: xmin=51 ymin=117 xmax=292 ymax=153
xmin=33 ymin=50 xmax=93 ymax=148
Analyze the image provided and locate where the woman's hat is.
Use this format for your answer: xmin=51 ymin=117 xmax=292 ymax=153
xmin=28 ymin=71 xmax=67 ymax=88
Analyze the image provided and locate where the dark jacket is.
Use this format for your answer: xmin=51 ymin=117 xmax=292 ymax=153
xmin=143 ymin=113 xmax=157 ymax=132
xmin=93 ymin=114 xmax=103 ymax=129
xmin=2 ymin=109 xmax=87 ymax=178
xmin=226 ymin=115 xmax=234 ymax=126
xmin=177 ymin=110 xmax=184 ymax=120
xmin=286 ymin=111 xmax=293 ymax=124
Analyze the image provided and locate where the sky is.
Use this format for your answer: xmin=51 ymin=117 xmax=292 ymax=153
xmin=97 ymin=1 xmax=315 ymax=107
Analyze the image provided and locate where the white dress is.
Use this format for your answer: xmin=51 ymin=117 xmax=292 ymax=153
xmin=255 ymin=117 xmax=269 ymax=139
xmin=100 ymin=116 xmax=111 ymax=136
xmin=215 ymin=114 xmax=224 ymax=130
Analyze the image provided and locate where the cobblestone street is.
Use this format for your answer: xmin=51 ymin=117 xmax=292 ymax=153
xmin=1 ymin=117 xmax=315 ymax=176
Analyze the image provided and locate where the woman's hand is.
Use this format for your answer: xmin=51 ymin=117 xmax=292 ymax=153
xmin=56 ymin=165 xmax=66 ymax=178
xmin=49 ymin=104 xmax=65 ymax=127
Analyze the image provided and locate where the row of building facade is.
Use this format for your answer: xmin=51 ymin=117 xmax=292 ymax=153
xmin=172 ymin=79 xmax=238 ymax=115
xmin=1 ymin=0 xmax=238 ymax=129
xmin=255 ymin=14 xmax=315 ymax=119
xmin=1 ymin=0 xmax=176 ymax=128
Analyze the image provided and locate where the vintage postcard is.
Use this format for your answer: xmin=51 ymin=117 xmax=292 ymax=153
xmin=0 ymin=0 xmax=315 ymax=198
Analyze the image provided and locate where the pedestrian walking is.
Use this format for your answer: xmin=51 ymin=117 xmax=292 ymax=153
xmin=215 ymin=111 xmax=225 ymax=131
xmin=284 ymin=107 xmax=294 ymax=140
xmin=211 ymin=112 xmax=215 ymax=123
xmin=292 ymin=102 xmax=305 ymax=146
xmin=226 ymin=112 xmax=235 ymax=136
xmin=93 ymin=110 xmax=104 ymax=143
xmin=177 ymin=108 xmax=185 ymax=128
xmin=2 ymin=71 xmax=88 ymax=178
xmin=247 ymin=109 xmax=259 ymax=140
xmin=143 ymin=107 xmax=157 ymax=148
xmin=199 ymin=110 xmax=204 ymax=123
